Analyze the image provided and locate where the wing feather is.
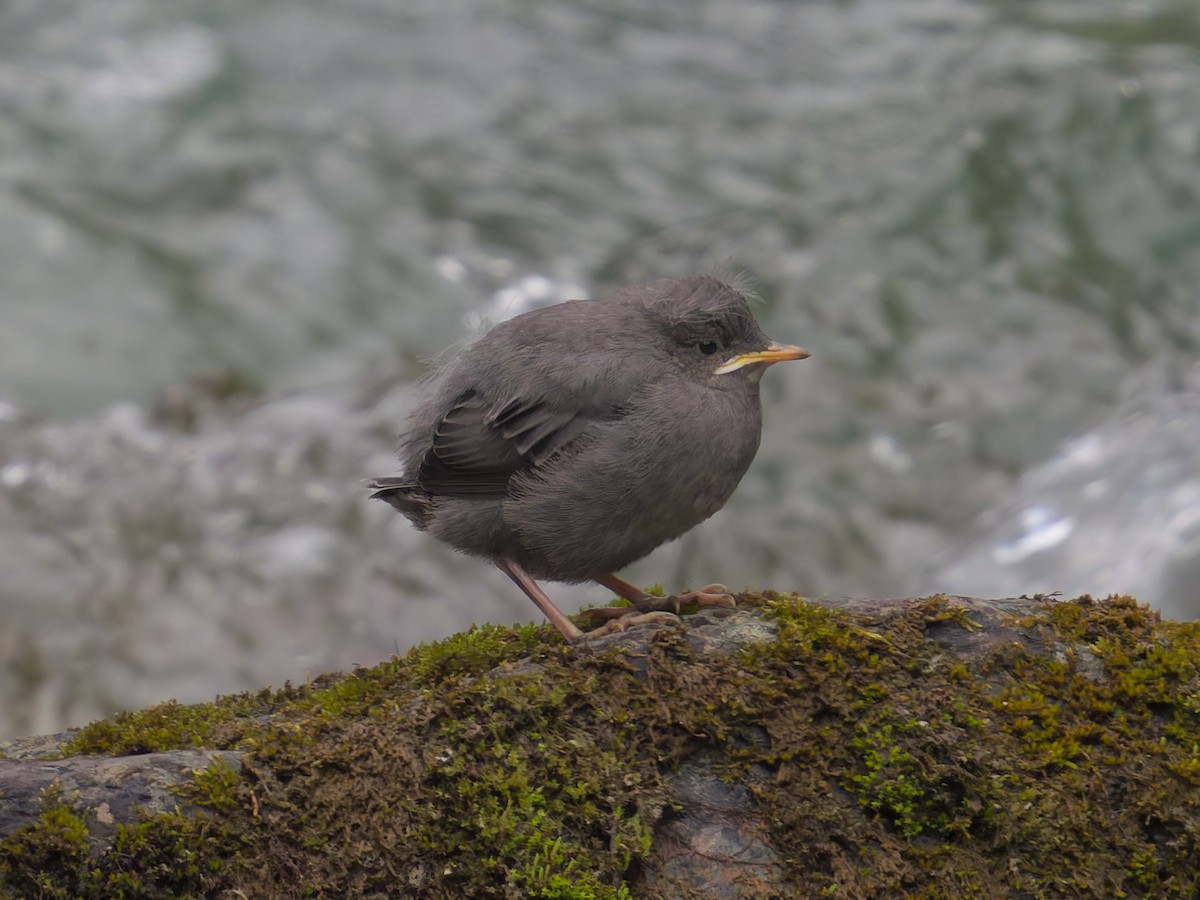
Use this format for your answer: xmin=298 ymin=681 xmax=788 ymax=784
xmin=416 ymin=388 xmax=600 ymax=498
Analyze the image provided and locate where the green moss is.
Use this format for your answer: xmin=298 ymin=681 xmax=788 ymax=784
xmin=59 ymin=687 xmax=290 ymax=756
xmin=849 ymin=723 xmax=929 ymax=837
xmin=0 ymin=768 xmax=254 ymax=897
xmin=405 ymin=622 xmax=549 ymax=688
xmin=0 ymin=789 xmax=90 ymax=899
xmin=188 ymin=756 xmax=244 ymax=813
xmin=746 ymin=594 xmax=1200 ymax=894
xmin=4 ymin=593 xmax=1200 ymax=897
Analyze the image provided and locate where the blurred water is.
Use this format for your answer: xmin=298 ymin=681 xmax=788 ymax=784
xmin=922 ymin=360 xmax=1200 ymax=621
xmin=2 ymin=0 xmax=1199 ymax=738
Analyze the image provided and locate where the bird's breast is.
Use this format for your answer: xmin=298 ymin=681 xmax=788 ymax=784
xmin=499 ymin=379 xmax=765 ymax=580
xmin=616 ymin=380 xmax=764 ymax=509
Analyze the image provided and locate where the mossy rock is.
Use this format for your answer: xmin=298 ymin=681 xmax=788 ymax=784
xmin=1 ymin=593 xmax=1199 ymax=898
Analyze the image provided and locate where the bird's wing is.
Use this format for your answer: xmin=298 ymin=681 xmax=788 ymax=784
xmin=416 ymin=387 xmax=608 ymax=498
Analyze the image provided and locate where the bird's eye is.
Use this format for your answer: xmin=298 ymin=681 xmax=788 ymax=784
xmin=697 ymin=340 xmax=719 ymax=355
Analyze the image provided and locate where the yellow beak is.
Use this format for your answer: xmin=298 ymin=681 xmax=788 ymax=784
xmin=714 ymin=343 xmax=811 ymax=375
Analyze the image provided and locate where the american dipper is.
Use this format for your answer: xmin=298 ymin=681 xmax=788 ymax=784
xmin=371 ymin=276 xmax=809 ymax=642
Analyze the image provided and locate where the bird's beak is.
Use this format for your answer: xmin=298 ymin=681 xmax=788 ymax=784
xmin=714 ymin=342 xmax=811 ymax=375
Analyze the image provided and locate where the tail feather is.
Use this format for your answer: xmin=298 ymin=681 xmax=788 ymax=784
xmin=368 ymin=476 xmax=432 ymax=525
xmin=368 ymin=475 xmax=412 ymax=497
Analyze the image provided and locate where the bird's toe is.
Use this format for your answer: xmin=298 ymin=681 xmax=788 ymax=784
xmin=583 ymin=610 xmax=681 ymax=638
xmin=673 ymin=586 xmax=737 ymax=609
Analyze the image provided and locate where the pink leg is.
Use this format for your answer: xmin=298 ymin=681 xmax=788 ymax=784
xmin=594 ymin=573 xmax=658 ymax=608
xmin=496 ymin=558 xmax=583 ymax=643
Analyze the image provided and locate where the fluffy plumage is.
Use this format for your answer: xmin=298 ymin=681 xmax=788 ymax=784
xmin=372 ymin=275 xmax=808 ymax=640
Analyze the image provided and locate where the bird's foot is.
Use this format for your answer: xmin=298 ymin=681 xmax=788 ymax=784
xmin=580 ymin=610 xmax=681 ymax=639
xmin=632 ymin=584 xmax=736 ymax=614
xmin=579 ymin=584 xmax=736 ymax=623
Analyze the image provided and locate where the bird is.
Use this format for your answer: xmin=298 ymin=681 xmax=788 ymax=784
xmin=371 ymin=275 xmax=809 ymax=642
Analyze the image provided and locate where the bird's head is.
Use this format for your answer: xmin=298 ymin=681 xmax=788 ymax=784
xmin=638 ymin=276 xmax=810 ymax=385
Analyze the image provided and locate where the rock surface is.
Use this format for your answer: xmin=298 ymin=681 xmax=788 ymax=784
xmin=1 ymin=592 xmax=1198 ymax=898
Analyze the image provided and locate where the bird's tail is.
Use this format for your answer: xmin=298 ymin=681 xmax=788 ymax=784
xmin=368 ymin=476 xmax=432 ymax=526
xmin=368 ymin=475 xmax=411 ymax=497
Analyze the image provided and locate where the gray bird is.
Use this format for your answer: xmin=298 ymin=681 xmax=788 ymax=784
xmin=371 ymin=276 xmax=809 ymax=642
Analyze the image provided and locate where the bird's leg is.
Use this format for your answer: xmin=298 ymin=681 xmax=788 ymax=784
xmin=497 ymin=561 xmax=676 ymax=641
xmin=496 ymin=558 xmax=584 ymax=643
xmin=584 ymin=574 xmax=737 ymax=621
xmin=593 ymin=573 xmax=663 ymax=610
